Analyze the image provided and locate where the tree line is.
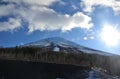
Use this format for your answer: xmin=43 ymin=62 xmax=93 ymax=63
xmin=0 ymin=46 xmax=120 ymax=76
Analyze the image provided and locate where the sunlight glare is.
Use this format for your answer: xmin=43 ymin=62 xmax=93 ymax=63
xmin=100 ymin=25 xmax=120 ymax=47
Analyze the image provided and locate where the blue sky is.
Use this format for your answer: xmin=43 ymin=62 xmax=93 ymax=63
xmin=1 ymin=0 xmax=120 ymax=54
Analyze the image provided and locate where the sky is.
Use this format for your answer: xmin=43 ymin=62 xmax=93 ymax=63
xmin=1 ymin=0 xmax=120 ymax=55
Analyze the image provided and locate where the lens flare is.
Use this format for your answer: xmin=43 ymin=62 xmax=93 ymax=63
xmin=100 ymin=25 xmax=120 ymax=47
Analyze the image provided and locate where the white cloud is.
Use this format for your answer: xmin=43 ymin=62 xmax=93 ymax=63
xmin=72 ymin=5 xmax=78 ymax=10
xmin=5 ymin=0 xmax=60 ymax=6
xmin=0 ymin=18 xmax=21 ymax=32
xmin=90 ymin=36 xmax=94 ymax=39
xmin=0 ymin=4 xmax=15 ymax=16
xmin=83 ymin=37 xmax=88 ymax=40
xmin=0 ymin=0 xmax=93 ymax=32
xmin=83 ymin=36 xmax=94 ymax=40
xmin=61 ymin=12 xmax=93 ymax=31
xmin=81 ymin=0 xmax=120 ymax=14
xmin=20 ymin=6 xmax=93 ymax=32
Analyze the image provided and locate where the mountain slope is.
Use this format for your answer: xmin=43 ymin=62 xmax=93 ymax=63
xmin=24 ymin=37 xmax=80 ymax=48
xmin=24 ymin=37 xmax=114 ymax=56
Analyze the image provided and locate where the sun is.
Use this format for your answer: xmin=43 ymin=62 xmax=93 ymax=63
xmin=100 ymin=25 xmax=120 ymax=47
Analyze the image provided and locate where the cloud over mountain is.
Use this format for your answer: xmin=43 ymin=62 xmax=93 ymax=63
xmin=0 ymin=0 xmax=93 ymax=32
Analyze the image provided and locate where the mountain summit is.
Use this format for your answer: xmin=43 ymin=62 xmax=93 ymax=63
xmin=24 ymin=37 xmax=113 ymax=56
xmin=24 ymin=37 xmax=80 ymax=48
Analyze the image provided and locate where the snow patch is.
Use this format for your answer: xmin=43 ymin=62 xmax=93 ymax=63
xmin=53 ymin=46 xmax=60 ymax=52
xmin=78 ymin=48 xmax=113 ymax=56
xmin=86 ymin=71 xmax=95 ymax=79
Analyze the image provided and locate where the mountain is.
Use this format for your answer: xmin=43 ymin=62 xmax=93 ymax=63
xmin=24 ymin=37 xmax=80 ymax=48
xmin=0 ymin=37 xmax=120 ymax=78
xmin=24 ymin=37 xmax=114 ymax=56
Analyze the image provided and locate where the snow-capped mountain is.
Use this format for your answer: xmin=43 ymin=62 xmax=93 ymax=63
xmin=24 ymin=37 xmax=114 ymax=56
xmin=24 ymin=37 xmax=80 ymax=48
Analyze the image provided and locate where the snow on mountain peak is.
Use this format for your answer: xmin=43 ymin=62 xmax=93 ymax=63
xmin=53 ymin=46 xmax=60 ymax=52
xmin=24 ymin=37 xmax=80 ymax=48
xmin=24 ymin=37 xmax=114 ymax=56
